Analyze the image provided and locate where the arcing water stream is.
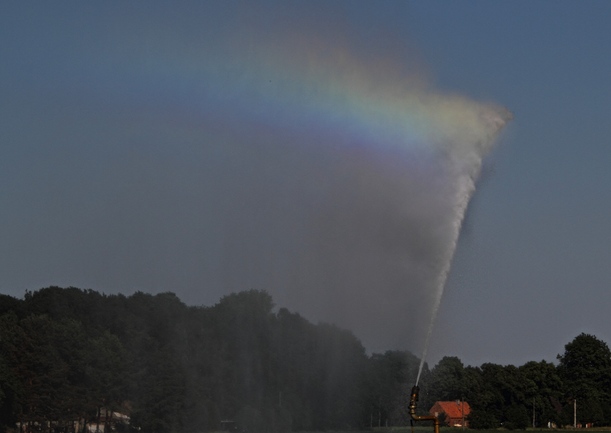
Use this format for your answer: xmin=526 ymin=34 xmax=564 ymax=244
xmin=415 ymin=110 xmax=511 ymax=386
xmin=415 ymin=174 xmax=476 ymax=385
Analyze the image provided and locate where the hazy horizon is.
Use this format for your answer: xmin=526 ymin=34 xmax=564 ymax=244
xmin=1 ymin=1 xmax=610 ymax=368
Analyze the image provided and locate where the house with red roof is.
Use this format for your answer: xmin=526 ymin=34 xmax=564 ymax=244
xmin=430 ymin=401 xmax=471 ymax=428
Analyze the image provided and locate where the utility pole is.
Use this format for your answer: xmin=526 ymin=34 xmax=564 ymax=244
xmin=532 ymin=398 xmax=535 ymax=428
xmin=573 ymin=399 xmax=577 ymax=429
xmin=461 ymin=397 xmax=465 ymax=431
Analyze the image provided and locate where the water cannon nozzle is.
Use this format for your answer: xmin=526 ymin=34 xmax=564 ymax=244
xmin=409 ymin=385 xmax=420 ymax=413
xmin=408 ymin=384 xmax=440 ymax=433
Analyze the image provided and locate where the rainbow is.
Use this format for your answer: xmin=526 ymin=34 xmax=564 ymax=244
xmin=85 ymin=16 xmax=510 ymax=171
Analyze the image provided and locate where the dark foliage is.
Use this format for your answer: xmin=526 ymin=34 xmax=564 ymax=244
xmin=0 ymin=288 xmax=372 ymax=433
xmin=1 ymin=287 xmax=610 ymax=433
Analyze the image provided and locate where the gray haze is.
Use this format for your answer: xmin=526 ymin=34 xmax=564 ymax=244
xmin=4 ymin=1 xmax=607 ymax=368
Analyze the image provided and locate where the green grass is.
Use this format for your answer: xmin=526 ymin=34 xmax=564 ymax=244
xmin=371 ymin=427 xmax=611 ymax=433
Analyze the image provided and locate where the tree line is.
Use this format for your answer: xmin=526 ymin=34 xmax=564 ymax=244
xmin=0 ymin=287 xmax=610 ymax=433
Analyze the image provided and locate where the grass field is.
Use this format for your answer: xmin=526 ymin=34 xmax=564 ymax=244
xmin=210 ymin=425 xmax=611 ymax=433
xmin=371 ymin=427 xmax=611 ymax=433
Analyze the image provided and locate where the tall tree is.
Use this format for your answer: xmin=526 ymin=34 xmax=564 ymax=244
xmin=519 ymin=360 xmax=563 ymax=427
xmin=3 ymin=314 xmax=89 ymax=432
xmin=427 ymin=356 xmax=468 ymax=403
xmin=557 ymin=333 xmax=611 ymax=425
xmin=83 ymin=332 xmax=130 ymax=431
xmin=469 ymin=363 xmax=531 ymax=430
xmin=363 ymin=350 xmax=420 ymax=427
xmin=0 ymin=313 xmax=24 ymax=433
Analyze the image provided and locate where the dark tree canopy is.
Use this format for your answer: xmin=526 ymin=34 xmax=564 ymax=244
xmin=1 ymin=288 xmax=611 ymax=432
xmin=558 ymin=333 xmax=611 ymax=400
xmin=557 ymin=333 xmax=611 ymax=425
xmin=0 ymin=288 xmax=371 ymax=433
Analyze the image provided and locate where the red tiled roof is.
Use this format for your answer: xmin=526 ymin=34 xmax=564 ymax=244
xmin=430 ymin=401 xmax=471 ymax=419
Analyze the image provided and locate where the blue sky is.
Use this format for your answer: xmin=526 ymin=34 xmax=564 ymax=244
xmin=1 ymin=1 xmax=610 ymax=368
xmin=411 ymin=1 xmax=611 ymax=366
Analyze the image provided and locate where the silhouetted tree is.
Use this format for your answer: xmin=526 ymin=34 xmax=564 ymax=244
xmin=3 ymin=287 xmax=611 ymax=432
xmin=558 ymin=333 xmax=611 ymax=425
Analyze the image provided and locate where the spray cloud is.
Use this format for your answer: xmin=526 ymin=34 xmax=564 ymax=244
xmin=183 ymin=5 xmax=513 ymax=356
xmin=0 ymin=2 xmax=511 ymax=358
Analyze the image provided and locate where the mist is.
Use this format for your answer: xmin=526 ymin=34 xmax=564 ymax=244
xmin=0 ymin=2 xmax=510 ymax=356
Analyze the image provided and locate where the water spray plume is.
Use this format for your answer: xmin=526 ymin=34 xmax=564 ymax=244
xmin=415 ymin=108 xmax=512 ymax=385
xmin=204 ymin=12 xmax=515 ymax=357
xmin=49 ymin=3 xmax=513 ymax=356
